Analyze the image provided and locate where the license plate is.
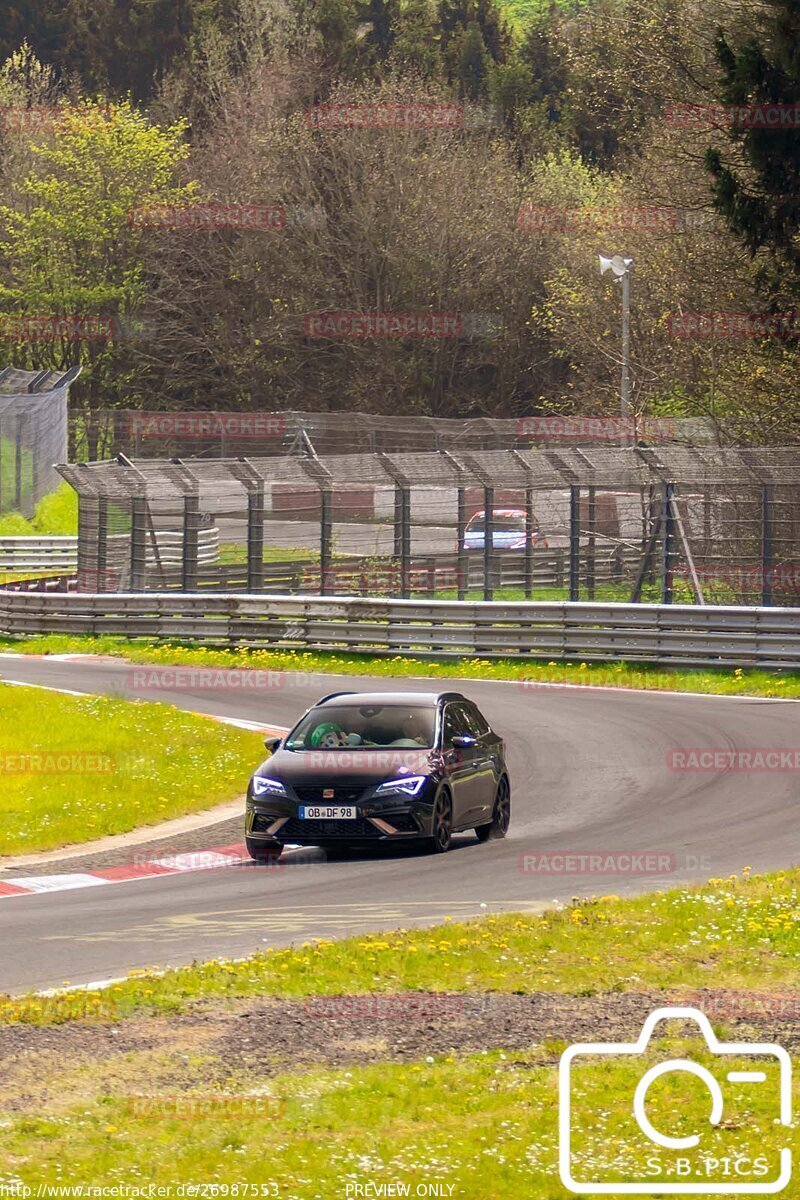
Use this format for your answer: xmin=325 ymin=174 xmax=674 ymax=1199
xmin=299 ymin=806 xmax=357 ymax=820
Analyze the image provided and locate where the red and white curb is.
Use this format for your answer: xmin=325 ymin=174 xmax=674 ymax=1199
xmin=0 ymin=840 xmax=253 ymax=898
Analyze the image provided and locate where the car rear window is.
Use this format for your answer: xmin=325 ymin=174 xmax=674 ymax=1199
xmin=467 ymin=512 xmax=532 ymax=534
xmin=285 ymin=704 xmax=436 ymax=749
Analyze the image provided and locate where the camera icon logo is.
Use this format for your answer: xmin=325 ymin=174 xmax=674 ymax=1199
xmin=559 ymin=1006 xmax=792 ymax=1194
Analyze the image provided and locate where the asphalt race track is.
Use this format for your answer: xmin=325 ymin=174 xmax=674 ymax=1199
xmin=1 ymin=654 xmax=798 ymax=994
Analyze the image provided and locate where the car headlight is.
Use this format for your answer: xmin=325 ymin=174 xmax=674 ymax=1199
xmin=375 ymin=775 xmax=426 ymax=797
xmin=252 ymin=776 xmax=287 ymax=798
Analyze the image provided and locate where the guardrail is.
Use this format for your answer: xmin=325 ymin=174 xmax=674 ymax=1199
xmin=46 ymin=545 xmax=638 ymax=595
xmin=0 ymin=529 xmax=220 ymax=573
xmin=0 ymin=592 xmax=798 ymax=668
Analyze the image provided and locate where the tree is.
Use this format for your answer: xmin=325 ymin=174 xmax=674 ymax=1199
xmin=390 ymin=0 xmax=440 ymax=77
xmin=457 ymin=23 xmax=490 ymax=99
xmin=133 ymin=74 xmax=550 ymax=417
xmin=0 ymin=97 xmax=193 ymax=453
xmin=706 ymin=0 xmax=800 ymax=298
xmin=437 ymin=0 xmax=510 ymax=86
xmin=358 ymin=0 xmax=400 ymax=65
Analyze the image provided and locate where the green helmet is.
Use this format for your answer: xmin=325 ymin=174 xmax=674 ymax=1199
xmin=309 ymin=721 xmax=343 ymax=748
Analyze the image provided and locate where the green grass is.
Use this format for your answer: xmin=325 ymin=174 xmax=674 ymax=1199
xmin=0 ymin=682 xmax=265 ymax=855
xmin=0 ymin=1042 xmax=793 ymax=1196
xmin=218 ymin=542 xmax=318 ymax=565
xmin=0 ymin=481 xmax=78 ymax=535
xmin=0 ymin=436 xmax=33 ymax=513
xmin=499 ymin=0 xmax=596 ymax=31
xmin=29 ymin=480 xmax=78 ymax=534
xmin=2 ymin=633 xmax=799 ymax=698
xmin=2 ymin=865 xmax=796 ymax=1022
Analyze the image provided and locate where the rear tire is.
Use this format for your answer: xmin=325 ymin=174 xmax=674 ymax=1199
xmin=427 ymin=790 xmax=453 ymax=854
xmin=475 ymin=776 xmax=510 ymax=842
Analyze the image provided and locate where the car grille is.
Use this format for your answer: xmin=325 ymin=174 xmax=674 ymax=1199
xmin=252 ymin=813 xmax=276 ymax=832
xmin=383 ymin=811 xmax=420 ymax=832
xmin=293 ymin=786 xmax=364 ymax=805
xmin=280 ymin=816 xmax=381 ymax=840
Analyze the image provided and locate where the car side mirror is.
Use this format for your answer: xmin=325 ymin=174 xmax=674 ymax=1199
xmin=264 ymin=735 xmax=282 ymax=753
xmin=451 ymin=735 xmax=476 ymax=748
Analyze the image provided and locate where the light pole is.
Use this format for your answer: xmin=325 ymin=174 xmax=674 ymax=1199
xmin=599 ymin=254 xmax=634 ymax=437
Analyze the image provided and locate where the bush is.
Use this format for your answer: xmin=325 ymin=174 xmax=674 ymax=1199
xmin=32 ymin=482 xmax=78 ymax=535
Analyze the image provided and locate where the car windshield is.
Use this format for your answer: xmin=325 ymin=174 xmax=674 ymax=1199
xmin=468 ymin=513 xmax=527 ymax=534
xmin=285 ymin=703 xmax=436 ymax=750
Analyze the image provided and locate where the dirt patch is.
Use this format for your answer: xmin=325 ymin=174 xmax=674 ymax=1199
xmin=1 ymin=989 xmax=797 ymax=1112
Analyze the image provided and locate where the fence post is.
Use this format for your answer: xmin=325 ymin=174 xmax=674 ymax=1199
xmin=524 ymin=486 xmax=534 ymax=599
xmin=483 ymin=485 xmax=494 ymax=601
xmin=14 ymin=413 xmax=24 ymax=512
xmin=182 ymin=493 xmax=201 ymax=592
xmin=130 ymin=498 xmax=148 ymax=591
xmin=247 ymin=486 xmax=265 ymax=592
xmin=586 ymin=486 xmax=596 ymax=600
xmin=393 ymin=486 xmax=403 ymax=560
xmin=319 ymin=486 xmax=333 ymax=595
xmin=569 ymin=485 xmax=580 ymax=601
xmin=400 ymin=486 xmax=411 ymax=599
xmin=97 ymin=499 xmax=109 ymax=591
xmin=761 ymin=483 xmax=774 ymax=606
xmin=661 ymin=482 xmax=674 ymax=604
xmin=457 ymin=486 xmax=467 ymax=600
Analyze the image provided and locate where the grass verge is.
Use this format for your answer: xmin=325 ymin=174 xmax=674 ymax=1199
xmin=0 ymin=682 xmax=264 ymax=855
xmin=1 ymin=633 xmax=799 ymax=698
xmin=0 ymin=1041 xmax=793 ymax=1196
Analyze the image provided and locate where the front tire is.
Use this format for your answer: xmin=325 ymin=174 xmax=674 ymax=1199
xmin=246 ymin=837 xmax=283 ymax=864
xmin=475 ymin=776 xmax=510 ymax=842
xmin=428 ymin=790 xmax=453 ymax=854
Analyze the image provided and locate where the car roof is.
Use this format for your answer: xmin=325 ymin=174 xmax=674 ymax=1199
xmin=468 ymin=508 xmax=526 ymax=516
xmin=315 ymin=691 xmax=464 ymax=708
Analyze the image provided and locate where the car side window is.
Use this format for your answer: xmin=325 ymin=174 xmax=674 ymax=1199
xmin=465 ymin=703 xmax=489 ymax=737
xmin=442 ymin=704 xmax=466 ymax=745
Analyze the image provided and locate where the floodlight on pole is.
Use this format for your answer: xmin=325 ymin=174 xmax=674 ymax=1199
xmin=599 ymin=253 xmax=634 ymax=429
